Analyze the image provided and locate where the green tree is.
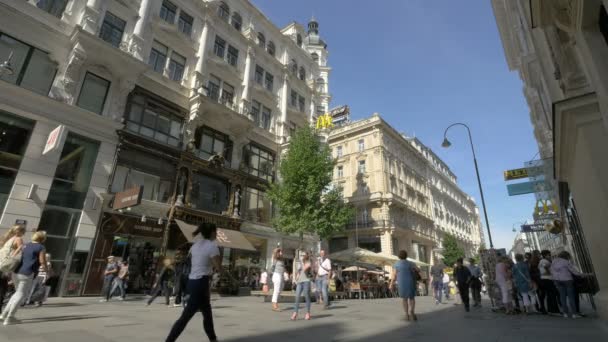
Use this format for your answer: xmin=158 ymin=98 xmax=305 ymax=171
xmin=442 ymin=233 xmax=465 ymax=267
xmin=267 ymin=126 xmax=354 ymax=240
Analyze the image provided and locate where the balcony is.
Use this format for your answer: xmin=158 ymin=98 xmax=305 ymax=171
xmin=346 ymin=219 xmax=391 ymax=230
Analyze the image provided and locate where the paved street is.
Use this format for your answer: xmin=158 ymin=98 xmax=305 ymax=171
xmin=1 ymin=295 xmax=606 ymax=342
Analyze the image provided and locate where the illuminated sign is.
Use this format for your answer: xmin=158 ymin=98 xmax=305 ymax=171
xmin=504 ymin=168 xmax=529 ymax=181
xmin=316 ymin=113 xmax=334 ymax=130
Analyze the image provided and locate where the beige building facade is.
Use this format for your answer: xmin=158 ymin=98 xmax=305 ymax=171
xmin=327 ymin=114 xmax=483 ymax=268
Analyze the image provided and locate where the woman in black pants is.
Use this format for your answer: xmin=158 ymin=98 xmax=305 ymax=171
xmin=147 ymin=258 xmax=175 ymax=306
xmin=166 ymin=223 xmax=220 ymax=342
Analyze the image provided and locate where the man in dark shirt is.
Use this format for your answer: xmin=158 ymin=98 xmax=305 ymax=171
xmin=453 ymin=258 xmax=472 ymax=312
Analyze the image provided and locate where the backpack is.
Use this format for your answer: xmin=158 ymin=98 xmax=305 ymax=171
xmin=0 ymin=237 xmax=22 ymax=273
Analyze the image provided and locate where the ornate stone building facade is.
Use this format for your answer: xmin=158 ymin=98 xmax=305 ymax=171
xmin=493 ymin=0 xmax=608 ymax=319
xmin=0 ymin=0 xmax=329 ymax=296
xmin=327 ymin=114 xmax=483 ymax=268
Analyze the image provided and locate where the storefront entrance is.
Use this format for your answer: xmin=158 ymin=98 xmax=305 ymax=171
xmin=83 ymin=213 xmax=165 ymax=295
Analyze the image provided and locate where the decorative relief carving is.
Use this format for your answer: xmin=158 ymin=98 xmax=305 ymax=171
xmin=111 ymin=78 xmax=136 ymax=121
xmin=50 ymin=43 xmax=86 ymax=105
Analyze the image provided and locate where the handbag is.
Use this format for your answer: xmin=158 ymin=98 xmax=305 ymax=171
xmin=0 ymin=237 xmax=22 ymax=273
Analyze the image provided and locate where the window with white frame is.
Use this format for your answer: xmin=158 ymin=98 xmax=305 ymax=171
xmin=231 ymin=12 xmax=242 ymax=31
xmin=125 ymin=92 xmax=183 ymax=147
xmin=198 ymin=125 xmax=232 ymax=161
xmin=148 ymin=40 xmax=168 ymax=73
xmin=358 ymin=139 xmax=365 ymax=152
xmin=99 ymin=12 xmax=126 ymax=48
xmin=160 ymin=0 xmax=177 ymax=24
xmin=178 ymin=11 xmax=193 ymax=36
xmin=35 ymin=0 xmax=68 ymax=18
xmin=358 ymin=160 xmax=366 ymax=174
xmin=227 ymin=45 xmax=238 ymax=66
xmin=213 ymin=36 xmax=226 ymax=58
xmin=168 ymin=52 xmax=186 ymax=82
xmin=77 ymin=72 xmax=110 ymax=115
xmin=221 ymin=82 xmax=234 ymax=105
xmin=336 ymin=146 xmax=343 ymax=158
xmin=243 ymin=144 xmax=274 ymax=182
xmin=0 ymin=33 xmax=57 ymax=96
xmin=337 ymin=165 xmax=344 ymax=178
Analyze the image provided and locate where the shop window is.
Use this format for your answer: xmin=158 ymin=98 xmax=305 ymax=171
xmin=168 ymin=51 xmax=186 ymax=82
xmin=242 ymin=144 xmax=274 ymax=182
xmin=0 ymin=33 xmax=57 ymax=96
xmin=99 ymin=11 xmax=126 ymax=48
xmin=190 ymin=173 xmax=230 ymax=213
xmin=197 ymin=125 xmax=232 ymax=162
xmin=0 ymin=111 xmax=34 ymax=213
xmin=148 ymin=40 xmax=168 ymax=73
xmin=178 ymin=11 xmax=193 ymax=36
xmin=160 ymin=0 xmax=177 ymax=24
xmin=35 ymin=0 xmax=68 ymax=18
xmin=77 ymin=72 xmax=110 ymax=115
xmin=244 ymin=187 xmax=271 ymax=223
xmin=227 ymin=45 xmax=239 ymax=66
xmin=125 ymin=92 xmax=183 ymax=147
xmin=111 ymin=165 xmax=173 ymax=203
xmin=46 ymin=133 xmax=99 ymax=210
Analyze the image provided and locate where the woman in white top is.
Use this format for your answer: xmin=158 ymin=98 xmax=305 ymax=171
xmin=270 ymin=248 xmax=285 ymax=312
xmin=166 ymin=223 xmax=220 ymax=342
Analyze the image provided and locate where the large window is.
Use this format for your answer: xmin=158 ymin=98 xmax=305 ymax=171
xmin=227 ymin=45 xmax=239 ymax=66
xmin=46 ymin=133 xmax=100 ymax=210
xmin=217 ymin=1 xmax=230 ymax=21
xmin=148 ymin=40 xmax=168 ymax=73
xmin=251 ymin=100 xmax=260 ymax=125
xmin=36 ymin=0 xmax=68 ymax=18
xmin=358 ymin=139 xmax=365 ymax=152
xmin=336 ymin=146 xmax=343 ymax=158
xmin=197 ymin=126 xmax=232 ymax=162
xmin=261 ymin=106 xmax=271 ymax=130
xmin=243 ymin=144 xmax=274 ymax=182
xmin=207 ymin=74 xmax=221 ymax=101
xmin=264 ymin=72 xmax=273 ymax=91
xmin=111 ymin=165 xmax=172 ymax=203
xmin=178 ymin=11 xmax=193 ymax=36
xmin=214 ymin=36 xmax=226 ymax=58
xmin=244 ymin=187 xmax=271 ymax=223
xmin=160 ymin=0 xmax=177 ymax=24
xmin=77 ymin=72 xmax=110 ymax=115
xmin=221 ymin=82 xmax=234 ymax=105
xmin=168 ymin=52 xmax=186 ymax=82
xmin=358 ymin=160 xmax=366 ymax=174
xmin=0 ymin=33 xmax=57 ymax=96
xmin=254 ymin=65 xmax=264 ymax=84
xmin=190 ymin=173 xmax=230 ymax=213
xmin=0 ymin=112 xmax=34 ymax=213
xmin=99 ymin=12 xmax=126 ymax=48
xmin=336 ymin=165 xmax=343 ymax=178
xmin=125 ymin=92 xmax=183 ymax=147
xmin=231 ymin=12 xmax=242 ymax=31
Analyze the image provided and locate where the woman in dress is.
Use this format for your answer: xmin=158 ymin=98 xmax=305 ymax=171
xmin=270 ymin=248 xmax=285 ymax=312
xmin=1 ymin=230 xmax=47 ymax=325
xmin=166 ymin=223 xmax=219 ymax=342
xmin=291 ymin=251 xmax=313 ymax=321
xmin=389 ymin=250 xmax=420 ymax=321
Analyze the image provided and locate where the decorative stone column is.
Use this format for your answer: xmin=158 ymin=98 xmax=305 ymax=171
xmin=192 ymin=20 xmax=210 ymax=92
xmin=130 ymin=0 xmax=155 ymax=61
xmin=279 ymin=71 xmax=289 ymax=141
xmin=81 ymin=0 xmax=106 ymax=34
xmin=240 ymin=46 xmax=254 ymax=115
xmin=49 ymin=43 xmax=87 ymax=105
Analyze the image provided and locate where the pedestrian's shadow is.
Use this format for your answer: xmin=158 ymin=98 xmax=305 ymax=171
xmin=22 ymin=315 xmax=105 ymax=324
xmin=310 ymin=314 xmax=332 ymax=320
xmin=29 ymin=302 xmax=85 ymax=308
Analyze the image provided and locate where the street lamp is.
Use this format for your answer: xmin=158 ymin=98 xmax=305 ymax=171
xmin=442 ymin=123 xmax=494 ymax=248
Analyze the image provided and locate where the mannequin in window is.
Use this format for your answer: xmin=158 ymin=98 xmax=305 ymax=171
xmin=232 ymin=185 xmax=242 ymax=217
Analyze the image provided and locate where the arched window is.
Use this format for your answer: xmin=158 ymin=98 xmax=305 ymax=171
xmin=267 ymin=41 xmax=275 ymax=56
xmin=311 ymin=52 xmax=319 ymax=62
xmin=296 ymin=33 xmax=303 ymax=47
xmin=218 ymin=2 xmax=229 ymax=21
xmin=290 ymin=59 xmax=297 ymax=75
xmin=257 ymin=32 xmax=266 ymax=48
xmin=231 ymin=12 xmax=242 ymax=31
xmin=298 ymin=66 xmax=305 ymax=81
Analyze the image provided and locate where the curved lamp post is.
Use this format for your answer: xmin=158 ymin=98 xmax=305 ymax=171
xmin=442 ymin=123 xmax=494 ymax=248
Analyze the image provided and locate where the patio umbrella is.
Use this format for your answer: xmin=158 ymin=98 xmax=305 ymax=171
xmin=342 ymin=265 xmax=368 ymax=272
xmin=329 ymin=248 xmax=397 ymax=266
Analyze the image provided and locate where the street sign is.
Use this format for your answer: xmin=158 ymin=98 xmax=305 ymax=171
xmin=521 ymin=224 xmax=545 ymax=233
xmin=506 ymin=180 xmax=551 ymax=196
xmin=503 ymin=168 xmax=529 ymax=181
xmin=42 ymin=125 xmax=65 ymax=155
xmin=112 ymin=186 xmax=143 ymax=210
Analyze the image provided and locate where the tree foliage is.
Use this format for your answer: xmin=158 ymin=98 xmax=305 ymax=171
xmin=442 ymin=233 xmax=465 ymax=267
xmin=267 ymin=126 xmax=354 ymax=240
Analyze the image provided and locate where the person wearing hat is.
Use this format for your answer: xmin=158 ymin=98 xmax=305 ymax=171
xmin=100 ymin=255 xmax=119 ymax=302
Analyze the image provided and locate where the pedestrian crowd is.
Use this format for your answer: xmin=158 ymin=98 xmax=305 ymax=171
xmin=494 ymin=250 xmax=592 ymax=318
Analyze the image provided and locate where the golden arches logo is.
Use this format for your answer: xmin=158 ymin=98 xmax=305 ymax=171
xmin=316 ymin=113 xmax=334 ymax=129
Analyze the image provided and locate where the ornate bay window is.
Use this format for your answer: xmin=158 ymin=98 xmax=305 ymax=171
xmin=242 ymin=144 xmax=274 ymax=182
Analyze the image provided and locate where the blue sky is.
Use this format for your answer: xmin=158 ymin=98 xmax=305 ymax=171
xmin=253 ymin=0 xmax=539 ymax=250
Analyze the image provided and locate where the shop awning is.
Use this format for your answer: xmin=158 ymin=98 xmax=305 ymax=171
xmin=175 ymin=219 xmax=256 ymax=251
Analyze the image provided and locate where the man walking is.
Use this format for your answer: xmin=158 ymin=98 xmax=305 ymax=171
xmin=100 ymin=256 xmax=118 ymax=302
xmin=316 ymin=250 xmax=331 ymax=309
xmin=109 ymin=260 xmax=129 ymax=301
xmin=430 ymin=259 xmax=445 ymax=304
xmin=467 ymin=258 xmax=483 ymax=307
xmin=453 ymin=258 xmax=472 ymax=312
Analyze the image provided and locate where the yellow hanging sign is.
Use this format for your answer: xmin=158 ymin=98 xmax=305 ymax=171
xmin=316 ymin=113 xmax=334 ymax=130
xmin=533 ymin=199 xmax=559 ymax=216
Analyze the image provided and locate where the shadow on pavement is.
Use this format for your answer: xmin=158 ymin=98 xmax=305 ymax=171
xmin=23 ymin=315 xmax=106 ymax=324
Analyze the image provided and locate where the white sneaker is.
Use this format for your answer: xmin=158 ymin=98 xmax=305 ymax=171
xmin=572 ymin=314 xmax=582 ymax=319
xmin=3 ymin=317 xmax=21 ymax=326
xmin=99 ymin=299 xmax=107 ymax=302
xmin=563 ymin=314 xmax=569 ymax=318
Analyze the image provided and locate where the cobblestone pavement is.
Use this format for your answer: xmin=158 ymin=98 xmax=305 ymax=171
xmin=0 ymin=295 xmax=606 ymax=342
